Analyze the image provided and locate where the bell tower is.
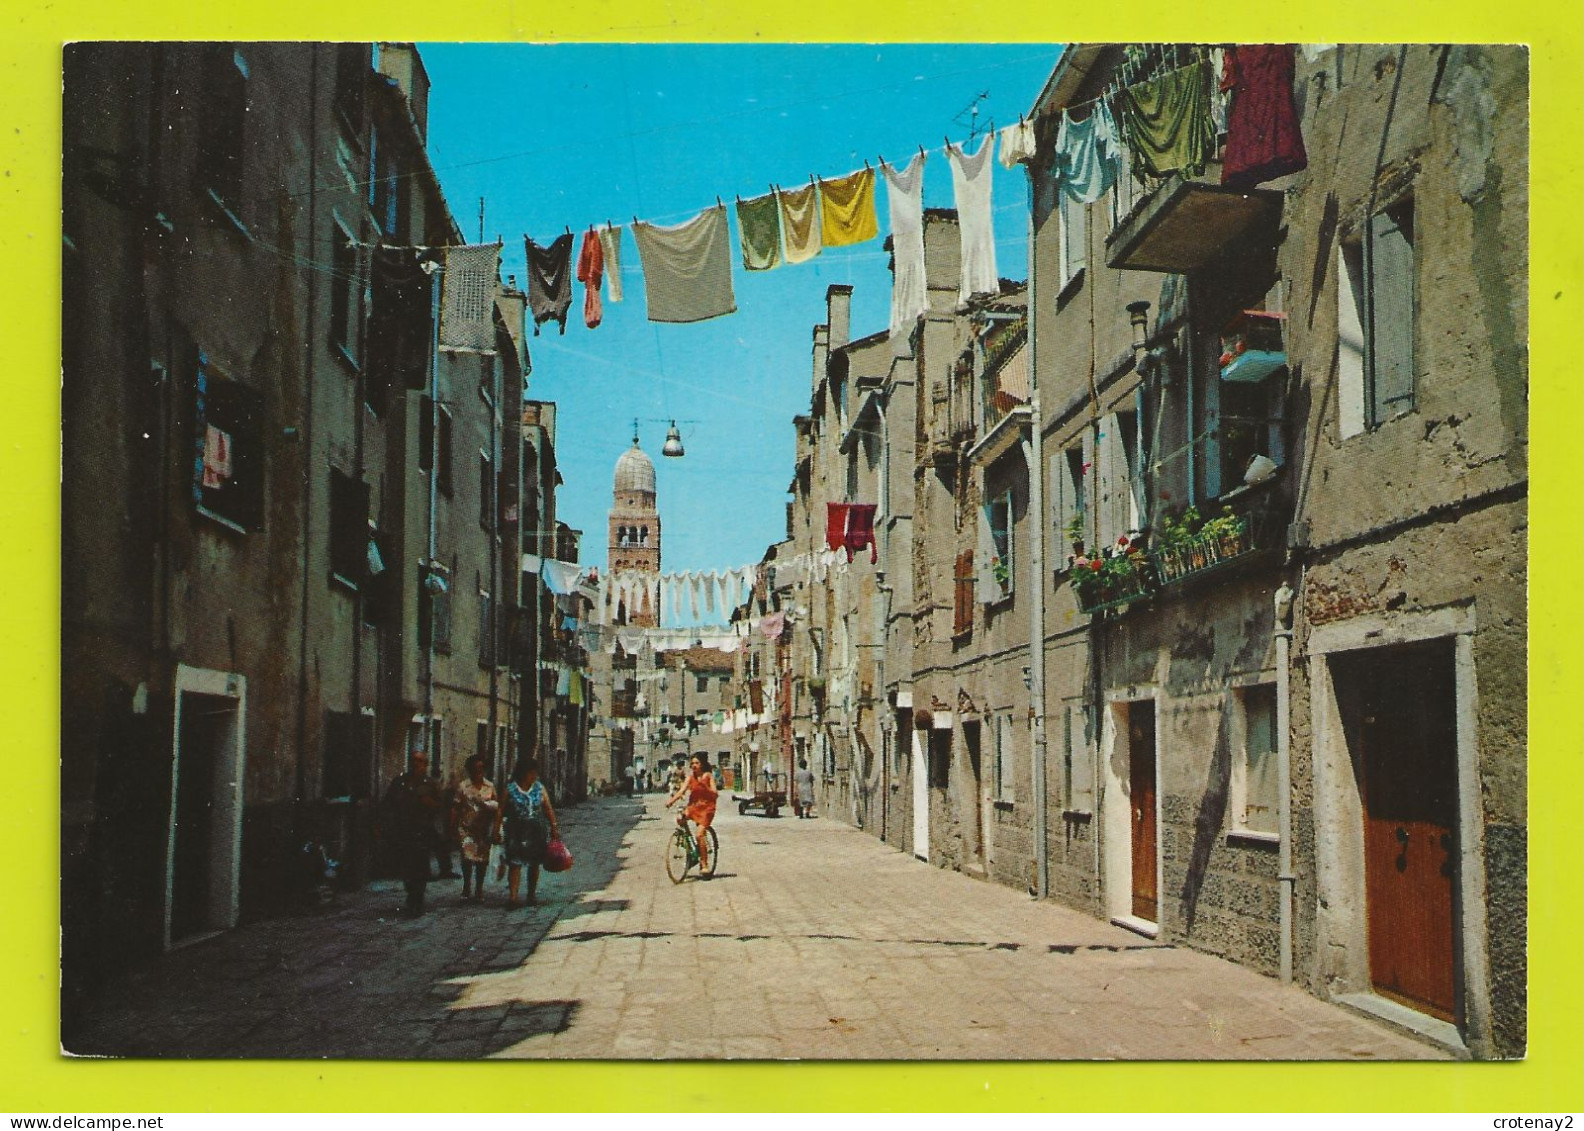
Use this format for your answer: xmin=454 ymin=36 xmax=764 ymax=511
xmin=608 ymin=431 xmax=661 ymax=625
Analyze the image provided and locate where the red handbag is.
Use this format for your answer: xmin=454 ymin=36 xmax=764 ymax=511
xmin=543 ymin=837 xmax=573 ymax=873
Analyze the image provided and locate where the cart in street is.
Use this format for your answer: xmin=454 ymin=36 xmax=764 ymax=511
xmin=733 ymin=771 xmax=788 ymax=818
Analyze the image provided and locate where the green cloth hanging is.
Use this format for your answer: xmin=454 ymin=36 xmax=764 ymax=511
xmin=735 ymin=191 xmax=783 ymax=271
xmin=1118 ymin=59 xmax=1216 ymax=181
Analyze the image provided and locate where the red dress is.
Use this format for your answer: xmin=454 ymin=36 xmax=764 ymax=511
xmin=683 ymin=771 xmax=718 ymax=830
xmin=1220 ymin=44 xmax=1308 ymax=189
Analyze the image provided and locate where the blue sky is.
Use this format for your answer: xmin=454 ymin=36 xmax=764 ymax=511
xmin=417 ymin=43 xmax=1061 ymax=575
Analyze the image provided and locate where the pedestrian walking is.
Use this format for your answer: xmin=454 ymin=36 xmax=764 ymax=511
xmin=794 ymin=759 xmax=816 ymax=818
xmin=379 ymin=749 xmax=446 ymax=917
xmin=451 ymin=754 xmax=500 ymax=902
xmin=500 ymin=757 xmax=560 ymax=907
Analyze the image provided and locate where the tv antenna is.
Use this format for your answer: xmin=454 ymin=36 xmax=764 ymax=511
xmin=952 ymin=90 xmax=994 ymax=143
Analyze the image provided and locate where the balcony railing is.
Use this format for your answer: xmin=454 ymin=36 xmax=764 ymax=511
xmin=1073 ymin=556 xmax=1156 ymax=615
xmin=1150 ymin=503 xmax=1283 ymax=588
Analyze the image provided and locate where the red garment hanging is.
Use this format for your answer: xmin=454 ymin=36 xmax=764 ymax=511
xmin=576 ymin=227 xmax=604 ymax=329
xmin=826 ymin=503 xmax=850 ymax=553
xmin=844 ymin=503 xmax=878 ymax=564
xmin=1220 ymin=44 xmax=1308 ymax=189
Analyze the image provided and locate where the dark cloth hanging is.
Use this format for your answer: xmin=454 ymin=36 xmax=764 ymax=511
xmin=843 ymin=503 xmax=878 ymax=564
xmin=576 ymin=228 xmax=604 ymax=330
xmin=825 ymin=502 xmax=850 ymax=553
xmin=1117 ymin=59 xmax=1216 ymax=181
xmin=747 ymin=680 xmax=765 ymax=715
xmin=525 ymin=232 xmax=575 ymax=335
xmin=368 ymin=248 xmax=434 ymax=389
xmin=1219 ymin=45 xmax=1308 ymax=189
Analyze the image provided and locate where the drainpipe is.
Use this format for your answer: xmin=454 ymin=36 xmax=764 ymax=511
xmin=423 ymin=263 xmax=441 ymax=739
xmin=1273 ymin=581 xmax=1296 ymax=983
xmin=1025 ymin=165 xmax=1049 ymax=902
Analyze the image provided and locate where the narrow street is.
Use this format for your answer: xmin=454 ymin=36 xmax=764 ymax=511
xmin=71 ymin=795 xmax=1446 ymax=1061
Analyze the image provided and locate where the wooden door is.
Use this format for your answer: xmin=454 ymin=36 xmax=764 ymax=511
xmin=1129 ymin=704 xmax=1158 ymax=922
xmin=1357 ymin=645 xmax=1458 ymax=1021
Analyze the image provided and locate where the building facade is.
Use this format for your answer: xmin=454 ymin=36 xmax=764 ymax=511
xmin=60 ymin=41 xmax=542 ymax=1034
xmin=766 ymin=44 xmax=1527 ymax=1059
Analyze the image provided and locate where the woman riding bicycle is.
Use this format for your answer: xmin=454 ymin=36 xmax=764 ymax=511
xmin=665 ymin=754 xmax=718 ymax=875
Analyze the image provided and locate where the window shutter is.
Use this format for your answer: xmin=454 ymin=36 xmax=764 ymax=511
xmin=1369 ymin=208 xmax=1415 ymax=423
xmin=976 ymin=503 xmax=997 ymax=598
xmin=1049 ymin=450 xmax=1067 ymax=543
xmin=1337 ymin=245 xmax=1368 ymax=438
xmin=1095 ymin=415 xmax=1119 ymax=548
xmin=1001 ymin=489 xmax=1015 ymax=593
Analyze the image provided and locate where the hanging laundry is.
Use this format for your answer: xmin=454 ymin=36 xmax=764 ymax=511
xmin=541 ymin=558 xmax=581 ymax=596
xmin=736 ymin=191 xmax=783 ymax=271
xmin=997 ymin=119 xmax=1037 ymax=168
xmin=818 ymin=167 xmax=879 ymax=248
xmin=758 ymin=611 xmax=785 ymax=640
xmin=946 ymin=137 xmax=998 ymax=303
xmin=439 ymin=242 xmax=501 ymax=352
xmin=648 ymin=574 xmax=662 ymax=620
xmin=569 ymin=671 xmax=585 ymax=707
xmin=632 ymin=205 xmax=737 ymax=324
xmin=1117 ymin=59 xmax=1216 ymax=181
xmin=576 ymin=227 xmax=604 ymax=329
xmin=1208 ymin=47 xmax=1231 ymax=136
xmin=598 ymin=225 xmax=624 ymax=303
xmin=201 ymin=424 xmax=232 ymax=490
xmin=369 ymin=247 xmax=434 ymax=389
xmin=1219 ymin=45 xmax=1308 ymax=189
xmin=826 ymin=502 xmax=850 ymax=553
xmin=1055 ymin=101 xmax=1123 ymax=204
xmin=688 ymin=572 xmax=701 ymax=620
xmin=748 ymin=680 xmax=765 ymax=714
xmin=668 ymin=575 xmax=683 ymax=624
xmin=882 ymin=154 xmax=927 ymax=341
xmin=713 ymin=571 xmax=728 ymax=615
xmin=843 ymin=503 xmax=878 ymax=564
xmin=702 ymin=572 xmax=716 ymax=615
xmin=777 ymin=183 xmax=822 ymax=265
xmin=555 ymin=666 xmax=572 ymax=697
xmin=525 ymin=232 xmax=575 ymax=336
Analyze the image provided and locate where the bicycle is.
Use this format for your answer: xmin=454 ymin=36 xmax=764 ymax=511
xmin=665 ymin=814 xmax=718 ymax=883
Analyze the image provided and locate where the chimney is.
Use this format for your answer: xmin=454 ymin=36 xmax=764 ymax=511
xmin=812 ymin=324 xmax=829 ymax=394
xmin=922 ymin=209 xmax=963 ymax=315
xmin=825 ymin=284 xmax=853 ymax=352
xmin=376 ymin=43 xmax=431 ymax=144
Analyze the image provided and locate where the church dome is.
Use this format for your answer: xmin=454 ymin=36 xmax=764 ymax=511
xmin=614 ymin=441 xmax=656 ymax=496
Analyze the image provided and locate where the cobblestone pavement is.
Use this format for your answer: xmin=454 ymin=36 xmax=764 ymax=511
xmin=69 ymin=794 xmax=1447 ymax=1061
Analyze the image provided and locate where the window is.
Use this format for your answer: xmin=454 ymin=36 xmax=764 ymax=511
xmin=333 ymin=43 xmax=366 ymax=137
xmin=322 ymin=709 xmax=373 ymax=801
xmin=418 ymin=404 xmax=454 ymax=495
xmin=479 ymin=451 xmax=493 ymax=528
xmin=329 ymin=215 xmax=361 ymax=366
xmin=994 ymin=714 xmax=1016 ymax=803
xmin=927 ymin=726 xmax=951 ymax=788
xmin=1233 ymin=685 xmax=1280 ymax=837
xmin=952 ymin=550 xmax=975 ymax=637
xmin=1095 ymin=411 xmax=1144 ymax=549
xmin=329 ymin=469 xmax=370 ymax=588
xmin=197 ymin=46 xmax=248 ymax=214
xmin=479 ymin=587 xmax=495 ymax=667
xmin=1051 ymin=443 xmax=1085 ymax=557
xmin=1338 ymin=198 xmax=1416 ymax=437
xmin=362 ymin=520 xmax=393 ymax=624
xmin=977 ymin=489 xmax=1014 ymax=600
xmin=368 ymin=128 xmax=404 ymax=240
xmin=1109 ymin=145 xmax=1144 ymax=231
xmin=1058 ymin=190 xmax=1088 ymax=289
xmin=192 ymin=355 xmax=265 ymax=531
xmin=696 ymin=675 xmax=709 ymax=695
xmin=1061 ymin=702 xmax=1094 ymax=812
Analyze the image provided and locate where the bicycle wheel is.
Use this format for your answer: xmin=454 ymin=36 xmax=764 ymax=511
xmin=699 ymin=827 xmax=719 ymax=878
xmin=665 ymin=827 xmax=692 ymax=884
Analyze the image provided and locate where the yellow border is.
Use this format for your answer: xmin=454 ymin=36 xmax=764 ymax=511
xmin=5 ymin=0 xmax=1580 ymax=1114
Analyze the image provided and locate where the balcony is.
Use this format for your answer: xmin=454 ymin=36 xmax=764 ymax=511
xmin=1150 ymin=500 xmax=1283 ymax=588
xmin=1105 ymin=174 xmax=1283 ymax=274
xmin=1073 ymin=551 xmax=1156 ymax=616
